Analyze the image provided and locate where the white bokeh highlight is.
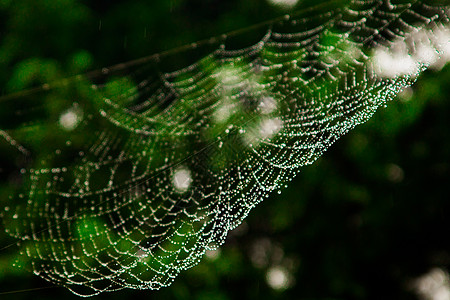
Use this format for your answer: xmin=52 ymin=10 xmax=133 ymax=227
xmin=59 ymin=106 xmax=83 ymax=131
xmin=259 ymin=96 xmax=278 ymax=115
xmin=266 ymin=266 xmax=292 ymax=290
xmin=373 ymin=24 xmax=450 ymax=78
xmin=172 ymin=167 xmax=193 ymax=193
xmin=267 ymin=0 xmax=299 ymax=9
xmin=412 ymin=268 xmax=450 ymax=300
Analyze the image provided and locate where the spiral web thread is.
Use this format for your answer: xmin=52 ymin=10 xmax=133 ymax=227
xmin=1 ymin=0 xmax=449 ymax=296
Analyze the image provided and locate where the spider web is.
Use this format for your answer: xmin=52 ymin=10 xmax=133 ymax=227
xmin=1 ymin=0 xmax=449 ymax=296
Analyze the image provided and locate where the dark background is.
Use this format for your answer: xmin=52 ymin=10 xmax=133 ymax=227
xmin=0 ymin=0 xmax=449 ymax=299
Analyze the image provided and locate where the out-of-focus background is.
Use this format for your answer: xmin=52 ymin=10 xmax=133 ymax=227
xmin=0 ymin=0 xmax=449 ymax=299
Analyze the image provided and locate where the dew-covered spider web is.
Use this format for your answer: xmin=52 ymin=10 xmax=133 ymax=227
xmin=1 ymin=0 xmax=449 ymax=296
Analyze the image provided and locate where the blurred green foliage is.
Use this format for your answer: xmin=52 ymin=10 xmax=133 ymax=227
xmin=0 ymin=0 xmax=449 ymax=299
